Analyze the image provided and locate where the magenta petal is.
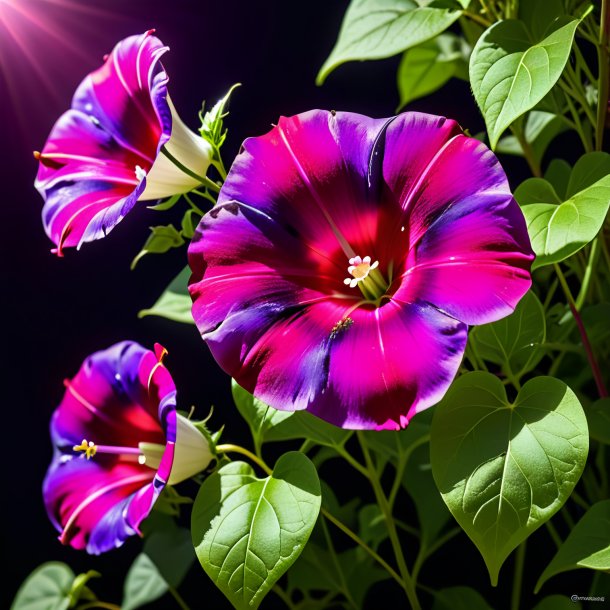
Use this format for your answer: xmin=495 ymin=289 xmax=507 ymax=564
xmin=218 ymin=110 xmax=397 ymax=262
xmin=43 ymin=341 xmax=176 ymax=554
xmin=396 ymin=136 xmax=533 ymax=325
xmin=312 ymin=301 xmax=467 ymax=430
xmin=36 ymin=31 xmax=171 ymax=254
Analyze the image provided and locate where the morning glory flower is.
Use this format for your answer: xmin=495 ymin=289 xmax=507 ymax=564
xmin=35 ymin=31 xmax=212 ymax=255
xmin=43 ymin=341 xmax=213 ymax=554
xmin=188 ymin=110 xmax=534 ymax=430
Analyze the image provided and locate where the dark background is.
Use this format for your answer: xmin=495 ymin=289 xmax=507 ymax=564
xmin=1 ymin=1 xmax=588 ymax=608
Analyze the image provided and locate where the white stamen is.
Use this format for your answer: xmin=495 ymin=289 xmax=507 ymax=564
xmin=344 ymin=254 xmax=379 ymax=288
xmin=135 ymin=165 xmax=147 ymax=182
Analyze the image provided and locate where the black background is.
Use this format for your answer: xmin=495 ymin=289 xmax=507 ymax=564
xmin=1 ymin=1 xmax=591 ymax=608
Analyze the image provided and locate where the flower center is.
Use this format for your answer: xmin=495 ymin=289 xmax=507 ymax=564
xmin=343 ymin=255 xmax=389 ymax=301
xmin=73 ymin=438 xmax=164 ymax=469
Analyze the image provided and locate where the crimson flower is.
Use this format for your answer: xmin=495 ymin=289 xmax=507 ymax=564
xmin=35 ymin=31 xmax=211 ymax=255
xmin=188 ymin=110 xmax=534 ymax=430
xmin=43 ymin=341 xmax=212 ymax=554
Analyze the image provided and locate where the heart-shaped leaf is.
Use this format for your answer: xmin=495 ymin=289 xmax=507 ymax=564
xmin=431 ymin=372 xmax=588 ymax=584
xmin=123 ymin=554 xmax=169 ymax=610
xmin=470 ymin=18 xmax=579 ymax=148
xmin=522 ymin=174 xmax=610 ymax=269
xmin=192 ymin=452 xmax=321 ymax=610
xmin=138 ymin=266 xmax=193 ymax=324
xmin=11 ymin=563 xmax=75 ymax=610
xmin=317 ymin=0 xmax=461 ymax=84
xmin=536 ymin=500 xmax=610 ymax=592
xmin=469 ymin=290 xmax=546 ymax=379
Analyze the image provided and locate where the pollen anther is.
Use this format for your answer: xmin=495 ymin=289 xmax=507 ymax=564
xmin=344 ymin=255 xmax=379 ymax=288
xmin=73 ymin=439 xmax=97 ymax=460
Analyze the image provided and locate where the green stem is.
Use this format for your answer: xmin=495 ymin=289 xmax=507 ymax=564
xmin=216 ymin=443 xmax=272 ymax=475
xmin=571 ymin=490 xmax=591 ymax=511
xmin=479 ymin=0 xmax=500 ymax=20
xmin=321 ymin=507 xmax=404 ymax=589
xmin=511 ymin=124 xmax=542 ymax=177
xmin=563 ymin=65 xmax=598 ymax=126
xmin=561 ymin=87 xmax=594 ymax=152
xmin=554 ymin=263 xmax=608 ymax=398
xmin=358 ymin=432 xmax=422 ymax=610
xmin=161 ymin=147 xmax=220 ymax=193
xmin=576 ymin=237 xmax=601 ymax=309
xmin=76 ymin=604 xmax=121 ymax=610
xmin=596 ymin=0 xmax=609 ymax=151
xmin=462 ymin=10 xmax=492 ymax=27
xmin=168 ymin=586 xmax=190 ymax=610
xmin=321 ymin=516 xmax=358 ymax=610
xmin=183 ymin=193 xmax=204 ymax=215
xmin=191 ymin=188 xmax=217 ymax=206
xmin=511 ymin=541 xmax=526 ymax=610
xmin=388 ymin=435 xmax=430 ymax=509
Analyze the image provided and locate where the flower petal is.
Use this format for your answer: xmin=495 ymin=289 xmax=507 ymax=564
xmin=308 ymin=301 xmax=467 ymax=430
xmin=50 ymin=341 xmax=170 ymax=450
xmin=217 ymin=110 xmax=398 ymax=266
xmin=395 ymin=136 xmax=533 ymax=324
xmin=36 ymin=32 xmax=171 ymax=253
xmin=43 ymin=456 xmax=158 ymax=553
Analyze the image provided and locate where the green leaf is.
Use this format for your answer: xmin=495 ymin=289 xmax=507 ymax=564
xmin=317 ymin=0 xmax=461 ymax=84
xmin=433 ymin=586 xmax=493 ymax=610
xmin=587 ymin=399 xmax=610 ymax=445
xmin=358 ymin=504 xmax=389 ymax=550
xmin=397 ymin=33 xmax=467 ymax=108
xmin=522 ymin=174 xmax=610 ymax=270
xmin=496 ymin=111 xmax=568 ymax=166
xmin=431 ymin=372 xmax=589 ymax=584
xmin=470 ymin=18 xmax=579 ymax=148
xmin=192 ymin=452 xmax=322 ymax=610
xmin=232 ymin=380 xmax=351 ymax=448
xmin=533 ymin=595 xmax=582 ymax=610
xmin=514 ymin=178 xmax=562 ymax=206
xmin=544 ymin=159 xmax=571 ymax=199
xmin=180 ymin=208 xmax=201 ymax=239
xmin=518 ymin=0 xmax=565 ymax=41
xmin=131 ymin=224 xmax=185 ymax=269
xmin=144 ymin=526 xmax=196 ymax=588
xmin=138 ymin=266 xmax=193 ymax=324
xmin=231 ymin=379 xmax=293 ymax=448
xmin=469 ymin=290 xmax=546 ymax=379
xmin=566 ymin=151 xmax=610 ymax=197
xmin=147 ymin=193 xmax=182 ymax=211
xmin=11 ymin=563 xmax=75 ymax=610
xmin=536 ymin=500 xmax=610 ymax=592
xmin=122 ymin=554 xmax=168 ymax=610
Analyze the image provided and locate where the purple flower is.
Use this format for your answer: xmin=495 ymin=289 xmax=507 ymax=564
xmin=188 ymin=110 xmax=534 ymax=430
xmin=43 ymin=341 xmax=212 ymax=554
xmin=35 ymin=31 xmax=211 ymax=255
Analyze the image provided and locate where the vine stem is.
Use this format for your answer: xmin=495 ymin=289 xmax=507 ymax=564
xmin=161 ymin=147 xmax=220 ymax=193
xmin=554 ymin=263 xmax=608 ymax=398
xmin=216 ymin=443 xmax=404 ymax=589
xmin=511 ymin=541 xmax=526 ymax=610
xmin=575 ymin=237 xmax=600 ymax=310
xmin=76 ymin=603 xmax=121 ymax=610
xmin=168 ymin=586 xmax=190 ymax=610
xmin=596 ymin=0 xmax=609 ymax=151
xmin=511 ymin=124 xmax=542 ymax=177
xmin=358 ymin=432 xmax=422 ymax=610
